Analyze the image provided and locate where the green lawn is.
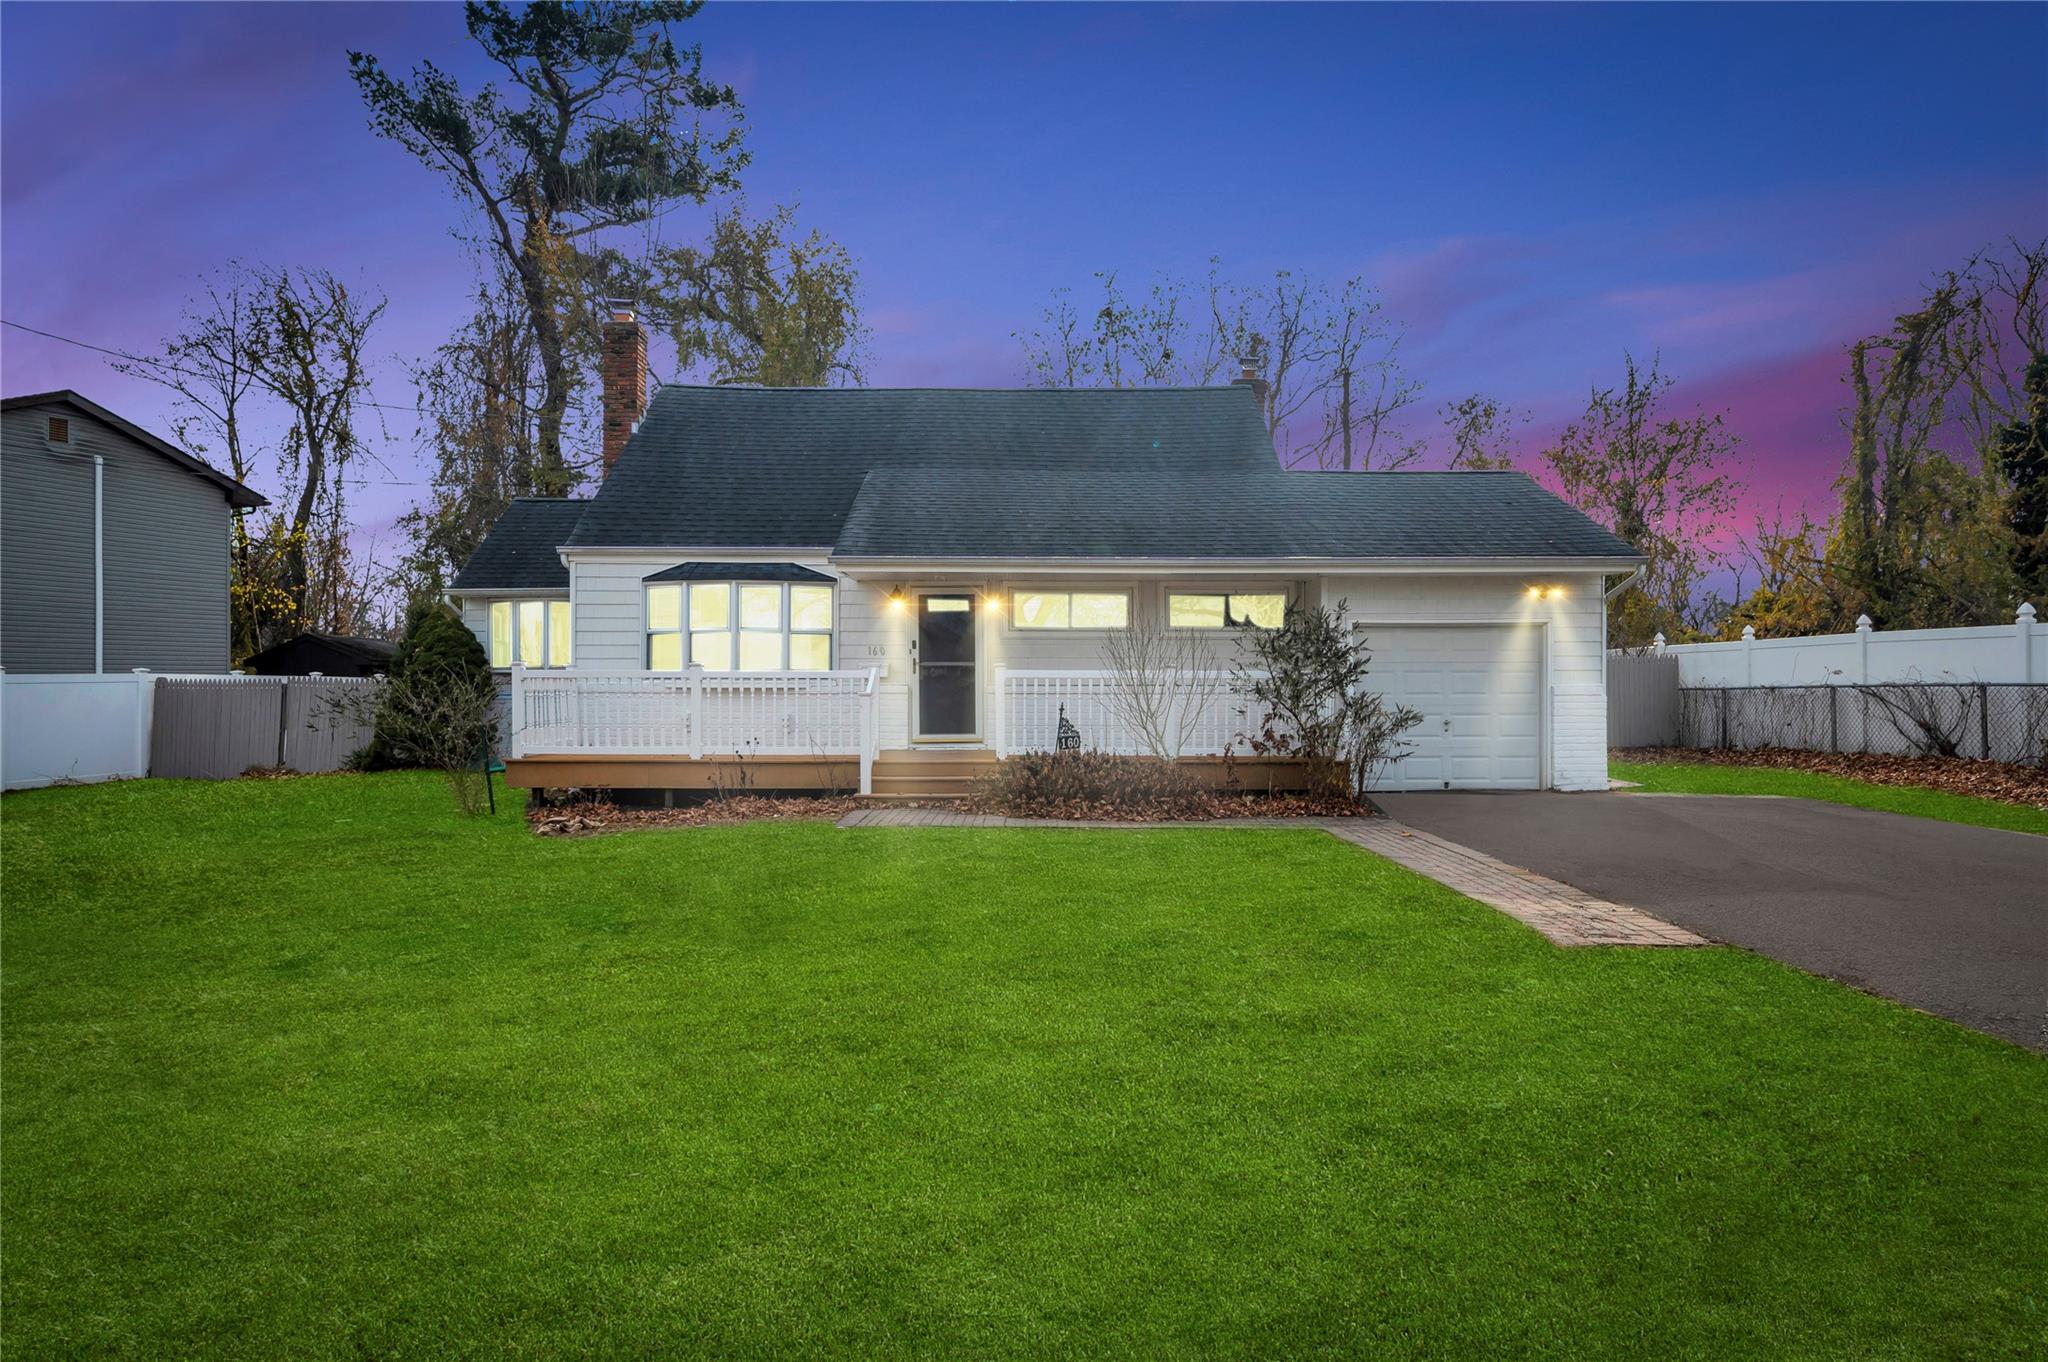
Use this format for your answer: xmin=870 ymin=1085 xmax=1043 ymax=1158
xmin=4 ymin=775 xmax=2042 ymax=1359
xmin=1611 ymin=757 xmax=2048 ymax=836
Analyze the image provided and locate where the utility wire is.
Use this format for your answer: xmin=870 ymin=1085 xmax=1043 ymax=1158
xmin=1 ymin=317 xmax=435 ymax=416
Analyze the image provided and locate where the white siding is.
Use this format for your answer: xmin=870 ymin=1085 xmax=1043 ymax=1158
xmin=467 ymin=557 xmax=1612 ymax=789
xmin=841 ymin=576 xmax=1296 ymax=749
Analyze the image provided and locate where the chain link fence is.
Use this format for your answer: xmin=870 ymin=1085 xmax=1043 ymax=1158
xmin=1676 ymin=683 xmax=2048 ymax=766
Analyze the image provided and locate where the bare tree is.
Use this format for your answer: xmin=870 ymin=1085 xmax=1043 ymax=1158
xmin=1100 ymin=619 xmax=1229 ymax=760
xmin=1441 ymin=393 xmax=1525 ymax=471
xmin=1838 ymin=245 xmax=2034 ymax=629
xmin=1016 ymin=262 xmax=1423 ymax=469
xmin=1541 ymin=353 xmax=1743 ymax=646
xmin=122 ymin=263 xmax=387 ymax=657
xmin=247 ymin=268 xmax=388 ymax=649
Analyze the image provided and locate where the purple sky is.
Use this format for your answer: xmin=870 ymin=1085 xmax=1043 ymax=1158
xmin=4 ymin=2 xmax=2045 ymax=560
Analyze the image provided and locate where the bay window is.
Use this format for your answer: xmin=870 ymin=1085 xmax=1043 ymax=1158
xmin=646 ymin=581 xmax=834 ymax=671
xmin=488 ymin=599 xmax=571 ymax=668
xmin=1167 ymin=591 xmax=1286 ymax=630
xmin=1012 ymin=589 xmax=1130 ymax=630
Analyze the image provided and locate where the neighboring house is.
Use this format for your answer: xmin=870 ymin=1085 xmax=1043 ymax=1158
xmin=450 ymin=305 xmax=1641 ymax=795
xmin=1 ymin=390 xmax=264 ymax=674
xmin=244 ymin=632 xmax=398 ymax=678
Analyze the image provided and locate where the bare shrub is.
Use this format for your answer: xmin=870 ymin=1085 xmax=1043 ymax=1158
xmin=972 ymin=751 xmax=1210 ymax=818
xmin=329 ymin=667 xmax=500 ymax=813
xmin=1101 ymin=618 xmax=1227 ymax=760
xmin=1856 ymin=682 xmax=1970 ymax=758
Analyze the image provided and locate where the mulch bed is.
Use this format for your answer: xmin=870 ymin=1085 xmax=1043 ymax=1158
xmin=530 ymin=795 xmax=866 ymax=837
xmin=530 ymin=791 xmax=1375 ymax=835
xmin=1614 ymin=746 xmax=2048 ymax=811
xmin=959 ymin=791 xmax=1376 ymax=822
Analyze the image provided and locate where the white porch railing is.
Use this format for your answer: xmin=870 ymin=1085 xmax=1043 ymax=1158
xmin=996 ymin=671 xmax=1275 ymax=757
xmin=509 ymin=666 xmax=881 ymax=793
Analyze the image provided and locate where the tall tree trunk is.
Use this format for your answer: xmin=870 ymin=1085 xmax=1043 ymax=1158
xmin=515 ymin=208 xmax=575 ymax=497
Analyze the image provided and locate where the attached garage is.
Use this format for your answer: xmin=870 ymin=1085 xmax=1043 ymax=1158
xmin=1362 ymin=624 xmax=1544 ymax=791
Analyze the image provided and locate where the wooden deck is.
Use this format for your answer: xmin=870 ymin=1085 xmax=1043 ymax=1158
xmin=503 ymin=753 xmax=857 ymax=791
xmin=505 ymin=750 xmax=1328 ymax=798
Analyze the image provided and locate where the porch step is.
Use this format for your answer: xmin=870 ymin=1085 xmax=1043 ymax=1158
xmin=870 ymin=773 xmax=983 ymax=796
xmin=870 ymin=748 xmax=998 ymax=797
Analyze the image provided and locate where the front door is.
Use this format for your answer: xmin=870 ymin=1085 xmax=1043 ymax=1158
xmin=914 ymin=593 xmax=978 ymax=739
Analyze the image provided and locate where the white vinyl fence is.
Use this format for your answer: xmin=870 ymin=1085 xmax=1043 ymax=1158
xmin=0 ymin=671 xmax=154 ymax=790
xmin=1647 ymin=604 xmax=2041 ymax=687
xmin=2 ymin=671 xmax=380 ymax=791
xmin=1607 ymin=605 xmax=2048 ymax=764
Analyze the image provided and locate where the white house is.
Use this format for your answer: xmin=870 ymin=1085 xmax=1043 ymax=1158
xmin=450 ymin=304 xmax=1641 ymax=797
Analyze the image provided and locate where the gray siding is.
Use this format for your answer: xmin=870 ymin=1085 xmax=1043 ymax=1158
xmin=2 ymin=403 xmax=234 ymax=673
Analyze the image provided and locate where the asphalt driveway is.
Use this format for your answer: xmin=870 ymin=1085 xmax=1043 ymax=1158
xmin=1372 ymin=791 xmax=2048 ymax=1050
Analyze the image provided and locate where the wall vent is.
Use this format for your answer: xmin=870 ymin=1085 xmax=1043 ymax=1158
xmin=47 ymin=414 xmax=69 ymax=444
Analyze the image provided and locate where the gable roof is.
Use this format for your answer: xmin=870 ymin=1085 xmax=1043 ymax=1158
xmin=834 ymin=468 xmax=1641 ymax=562
xmin=2 ymin=390 xmax=266 ymax=509
xmin=566 ymin=384 xmax=1275 ymax=548
xmin=449 ymin=497 xmax=589 ymax=591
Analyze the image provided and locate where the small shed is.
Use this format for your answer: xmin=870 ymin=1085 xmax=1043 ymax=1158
xmin=243 ymin=633 xmax=397 ymax=677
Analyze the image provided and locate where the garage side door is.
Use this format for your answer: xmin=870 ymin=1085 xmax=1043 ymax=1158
xmin=1363 ymin=625 xmax=1542 ymax=791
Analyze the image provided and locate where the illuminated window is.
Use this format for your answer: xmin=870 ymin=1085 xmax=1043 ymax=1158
xmin=1012 ymin=590 xmax=1130 ymax=630
xmin=1168 ymin=592 xmax=1286 ymax=630
xmin=488 ymin=599 xmax=571 ymax=667
xmin=646 ymin=581 xmax=834 ymax=671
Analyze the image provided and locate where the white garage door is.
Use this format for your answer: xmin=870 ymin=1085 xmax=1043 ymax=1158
xmin=1362 ymin=625 xmax=1543 ymax=791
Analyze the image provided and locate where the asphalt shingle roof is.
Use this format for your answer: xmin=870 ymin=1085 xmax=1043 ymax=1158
xmin=833 ymin=468 xmax=1641 ymax=561
xmin=458 ymin=385 xmax=1640 ymax=573
xmin=449 ymin=498 xmax=589 ymax=590
xmin=566 ymin=384 xmax=1276 ymax=549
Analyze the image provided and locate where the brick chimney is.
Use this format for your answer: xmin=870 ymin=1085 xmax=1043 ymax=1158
xmin=601 ymin=298 xmax=648 ymax=478
xmin=1230 ymin=353 xmax=1269 ymax=408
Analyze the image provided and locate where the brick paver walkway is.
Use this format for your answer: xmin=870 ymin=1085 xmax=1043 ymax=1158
xmin=837 ymin=807 xmax=1706 ymax=948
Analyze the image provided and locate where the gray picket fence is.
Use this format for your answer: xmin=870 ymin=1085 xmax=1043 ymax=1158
xmin=150 ymin=677 xmax=380 ymax=780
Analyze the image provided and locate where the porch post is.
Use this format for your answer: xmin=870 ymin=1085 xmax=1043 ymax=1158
xmin=989 ymin=666 xmax=1005 ymax=757
xmin=858 ymin=667 xmax=877 ymax=795
xmin=687 ymin=667 xmax=704 ymax=760
xmin=508 ymin=663 xmax=525 ymax=759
